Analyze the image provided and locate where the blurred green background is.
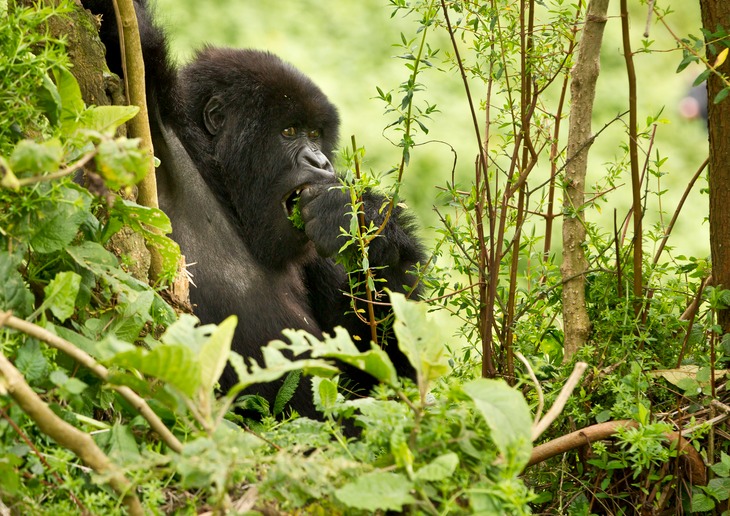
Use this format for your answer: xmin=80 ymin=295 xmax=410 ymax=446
xmin=152 ymin=0 xmax=709 ymax=259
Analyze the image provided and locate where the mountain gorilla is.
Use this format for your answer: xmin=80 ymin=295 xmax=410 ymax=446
xmin=84 ymin=0 xmax=426 ymax=417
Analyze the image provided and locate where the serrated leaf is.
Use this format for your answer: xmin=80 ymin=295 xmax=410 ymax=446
xmin=325 ymin=345 xmax=398 ymax=386
xmin=100 ymin=423 xmax=141 ymax=466
xmin=391 ymin=291 xmax=449 ymax=387
xmin=334 ymin=471 xmax=415 ymax=511
xmin=199 ymin=315 xmax=236 ymax=394
xmin=162 ymin=314 xmax=212 ymax=353
xmin=690 ymin=492 xmax=715 ymax=512
xmin=43 ymin=271 xmax=81 ymax=322
xmin=316 ymin=377 xmax=338 ymax=410
xmin=463 ymin=378 xmax=533 ymax=472
xmin=414 ymin=452 xmax=459 ymax=482
xmin=273 ymin=370 xmax=301 ymax=416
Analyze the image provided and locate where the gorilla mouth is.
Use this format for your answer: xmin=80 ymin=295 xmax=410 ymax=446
xmin=283 ymin=187 xmax=305 ymax=217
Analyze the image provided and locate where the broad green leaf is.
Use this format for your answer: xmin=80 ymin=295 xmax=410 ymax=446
xmin=690 ymin=492 xmax=715 ymax=512
xmin=111 ymin=199 xmax=173 ymax=233
xmin=707 ymin=477 xmax=730 ymax=501
xmin=10 ymin=139 xmax=63 ymax=175
xmin=43 ymin=271 xmax=81 ymax=322
xmin=391 ymin=291 xmax=449 ymax=386
xmin=49 ymin=370 xmax=87 ymax=395
xmin=26 ymin=185 xmax=92 ymax=254
xmin=36 ymin=72 xmax=62 ymax=125
xmin=0 ymin=250 xmax=33 ymax=318
xmin=81 ymin=105 xmax=139 ymax=134
xmin=414 ymin=452 xmax=459 ymax=482
xmin=273 ymin=369 xmax=301 ymax=416
xmin=463 ymin=378 xmax=533 ymax=472
xmin=199 ymin=315 xmax=236 ymax=394
xmin=54 ymin=65 xmax=84 ymax=125
xmin=335 ymin=471 xmax=415 ymax=511
xmin=14 ymin=340 xmax=50 ymax=384
xmin=325 ymin=345 xmax=398 ymax=386
xmin=109 ymin=344 xmax=201 ymax=397
xmin=95 ymin=423 xmax=142 ymax=467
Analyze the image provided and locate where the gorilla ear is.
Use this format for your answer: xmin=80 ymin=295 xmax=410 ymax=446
xmin=203 ymin=96 xmax=224 ymax=135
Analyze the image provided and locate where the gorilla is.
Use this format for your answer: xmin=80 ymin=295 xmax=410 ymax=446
xmin=84 ymin=0 xmax=426 ymax=417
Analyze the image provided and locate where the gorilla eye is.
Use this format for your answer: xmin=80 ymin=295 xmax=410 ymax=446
xmin=282 ymin=127 xmax=297 ymax=137
xmin=308 ymin=129 xmax=321 ymax=139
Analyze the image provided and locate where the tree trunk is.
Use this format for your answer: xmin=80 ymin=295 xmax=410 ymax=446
xmin=561 ymin=0 xmax=610 ymax=361
xmin=700 ymin=0 xmax=730 ymax=333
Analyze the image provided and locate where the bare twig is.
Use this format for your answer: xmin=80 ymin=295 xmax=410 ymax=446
xmin=515 ymin=352 xmax=544 ymax=426
xmin=16 ymin=150 xmax=96 ymax=187
xmin=532 ymin=361 xmax=588 ymax=440
xmin=0 ymin=312 xmax=183 ymax=453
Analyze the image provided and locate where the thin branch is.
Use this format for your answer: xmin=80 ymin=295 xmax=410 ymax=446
xmin=532 ymin=361 xmax=588 ymax=440
xmin=515 ymin=352 xmax=544 ymax=426
xmin=526 ymin=419 xmax=707 ymax=485
xmin=0 ymin=312 xmax=183 ymax=453
xmin=620 ymin=0 xmax=644 ymax=319
xmin=16 ymin=150 xmax=96 ymax=187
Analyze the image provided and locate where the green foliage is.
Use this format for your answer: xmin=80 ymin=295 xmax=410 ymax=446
xmin=1 ymin=0 xmax=727 ymax=514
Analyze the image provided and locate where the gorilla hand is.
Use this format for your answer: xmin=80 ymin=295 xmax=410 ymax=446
xmin=299 ymin=183 xmax=351 ymax=258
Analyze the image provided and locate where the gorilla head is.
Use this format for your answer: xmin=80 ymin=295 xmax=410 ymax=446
xmin=179 ymin=49 xmax=342 ymax=267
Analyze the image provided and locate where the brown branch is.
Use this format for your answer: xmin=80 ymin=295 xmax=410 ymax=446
xmin=0 ymin=351 xmax=143 ymax=515
xmin=526 ymin=419 xmax=707 ymax=486
xmin=112 ymin=0 xmax=162 ymax=279
xmin=620 ymin=0 xmax=644 ymax=320
xmin=0 ymin=312 xmax=183 ymax=453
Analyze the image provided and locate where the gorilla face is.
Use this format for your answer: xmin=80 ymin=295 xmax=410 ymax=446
xmin=181 ymin=48 xmax=341 ymax=268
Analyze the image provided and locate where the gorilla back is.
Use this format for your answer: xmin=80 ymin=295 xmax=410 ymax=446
xmin=84 ymin=0 xmax=426 ymax=418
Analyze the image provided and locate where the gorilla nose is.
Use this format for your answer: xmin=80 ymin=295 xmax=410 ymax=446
xmin=300 ymin=147 xmax=334 ymax=174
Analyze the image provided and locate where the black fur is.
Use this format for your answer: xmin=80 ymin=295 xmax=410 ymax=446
xmin=83 ymin=0 xmax=426 ymax=417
